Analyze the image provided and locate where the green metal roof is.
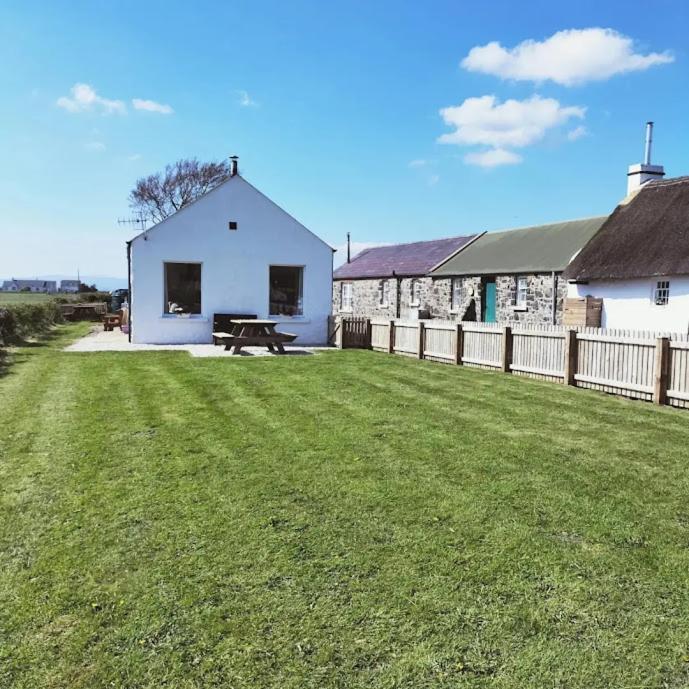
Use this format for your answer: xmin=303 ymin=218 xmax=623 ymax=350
xmin=430 ymin=216 xmax=607 ymax=276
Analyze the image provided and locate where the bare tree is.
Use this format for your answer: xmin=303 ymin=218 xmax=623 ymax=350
xmin=129 ymin=158 xmax=231 ymax=223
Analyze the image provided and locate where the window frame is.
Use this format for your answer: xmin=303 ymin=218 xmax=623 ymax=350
xmin=450 ymin=278 xmax=462 ymax=313
xmin=653 ymin=280 xmax=670 ymax=306
xmin=269 ymin=264 xmax=304 ymax=317
xmin=377 ymin=279 xmax=390 ymax=308
xmin=515 ymin=275 xmax=528 ymax=309
xmin=409 ymin=279 xmax=421 ymax=307
xmin=163 ymin=261 xmax=202 ymax=316
xmin=340 ymin=281 xmax=353 ymax=312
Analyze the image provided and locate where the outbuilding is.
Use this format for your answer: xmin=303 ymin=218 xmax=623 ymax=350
xmin=128 ymin=159 xmax=333 ymax=344
xmin=430 ymin=217 xmax=606 ymax=324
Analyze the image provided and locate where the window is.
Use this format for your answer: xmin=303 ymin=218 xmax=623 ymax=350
xmin=340 ymin=282 xmax=353 ymax=312
xmin=270 ymin=266 xmax=303 ymax=316
xmin=164 ymin=262 xmax=201 ymax=314
xmin=516 ymin=276 xmax=528 ymax=308
xmin=654 ymin=280 xmax=670 ymax=306
xmin=378 ymin=279 xmax=390 ymax=307
xmin=410 ymin=279 xmax=422 ymax=306
xmin=450 ymin=278 xmax=462 ymax=312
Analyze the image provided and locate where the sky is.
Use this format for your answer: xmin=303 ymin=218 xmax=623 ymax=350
xmin=1 ymin=0 xmax=688 ymax=281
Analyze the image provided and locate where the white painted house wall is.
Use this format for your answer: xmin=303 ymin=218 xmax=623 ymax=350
xmin=568 ymin=277 xmax=689 ymax=333
xmin=130 ymin=175 xmax=333 ymax=345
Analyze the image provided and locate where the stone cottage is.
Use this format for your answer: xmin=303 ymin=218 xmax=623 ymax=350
xmin=429 ymin=217 xmax=607 ymax=324
xmin=332 ymin=235 xmax=478 ymax=319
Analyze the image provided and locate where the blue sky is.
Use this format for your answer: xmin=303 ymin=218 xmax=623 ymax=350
xmin=1 ymin=0 xmax=687 ymax=280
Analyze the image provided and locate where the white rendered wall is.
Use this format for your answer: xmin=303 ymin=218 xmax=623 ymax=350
xmin=130 ymin=176 xmax=333 ymax=344
xmin=568 ymin=277 xmax=689 ymax=333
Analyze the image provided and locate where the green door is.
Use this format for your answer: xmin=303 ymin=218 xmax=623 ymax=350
xmin=482 ymin=279 xmax=496 ymax=323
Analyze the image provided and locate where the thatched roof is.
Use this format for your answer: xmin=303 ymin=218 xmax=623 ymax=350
xmin=564 ymin=177 xmax=689 ymax=281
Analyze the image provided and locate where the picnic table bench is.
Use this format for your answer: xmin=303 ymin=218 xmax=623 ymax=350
xmin=213 ymin=319 xmax=297 ymax=354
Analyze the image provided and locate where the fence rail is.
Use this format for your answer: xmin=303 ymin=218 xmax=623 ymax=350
xmin=336 ymin=316 xmax=689 ymax=410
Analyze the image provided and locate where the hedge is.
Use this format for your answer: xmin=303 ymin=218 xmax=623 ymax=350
xmin=0 ymin=301 xmax=64 ymax=346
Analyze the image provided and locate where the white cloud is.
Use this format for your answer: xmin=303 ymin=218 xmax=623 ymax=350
xmin=427 ymin=174 xmax=440 ymax=186
xmin=464 ymin=148 xmax=522 ymax=168
xmin=237 ymin=90 xmax=258 ymax=107
xmin=439 ymin=95 xmax=584 ymax=167
xmin=127 ymin=153 xmax=142 ymax=161
xmin=408 ymin=159 xmax=427 ymax=168
xmin=84 ymin=141 xmax=106 ymax=152
xmin=439 ymin=95 xmax=584 ymax=148
xmin=132 ymin=98 xmax=174 ymax=114
xmin=461 ymin=28 xmax=673 ymax=86
xmin=567 ymin=125 xmax=588 ymax=141
xmin=57 ymin=83 xmax=126 ymax=114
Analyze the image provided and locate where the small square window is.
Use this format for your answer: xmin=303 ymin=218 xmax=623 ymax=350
xmin=654 ymin=280 xmax=670 ymax=306
xmin=228 ymin=221 xmax=238 ymax=231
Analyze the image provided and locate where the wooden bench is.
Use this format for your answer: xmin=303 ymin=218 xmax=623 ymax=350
xmin=221 ymin=320 xmax=298 ymax=354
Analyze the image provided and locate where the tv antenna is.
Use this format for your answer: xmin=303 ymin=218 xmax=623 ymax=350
xmin=117 ymin=212 xmax=149 ymax=239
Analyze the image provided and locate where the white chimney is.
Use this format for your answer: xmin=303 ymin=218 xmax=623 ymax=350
xmin=627 ymin=122 xmax=664 ymax=195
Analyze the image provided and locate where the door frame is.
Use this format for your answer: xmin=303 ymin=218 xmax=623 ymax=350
xmin=481 ymin=276 xmax=497 ymax=323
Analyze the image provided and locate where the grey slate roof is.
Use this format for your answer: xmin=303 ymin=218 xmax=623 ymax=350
xmin=430 ymin=216 xmax=607 ymax=277
xmin=334 ymin=235 xmax=477 ymax=280
xmin=563 ymin=177 xmax=689 ymax=281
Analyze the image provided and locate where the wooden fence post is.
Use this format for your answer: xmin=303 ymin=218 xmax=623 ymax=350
xmin=455 ymin=323 xmax=463 ymax=365
xmin=365 ymin=318 xmax=372 ymax=349
xmin=653 ymin=336 xmax=670 ymax=405
xmin=336 ymin=317 xmax=344 ymax=349
xmin=388 ymin=319 xmax=395 ymax=354
xmin=417 ymin=321 xmax=425 ymax=360
xmin=563 ymin=329 xmax=578 ymax=386
xmin=501 ymin=326 xmax=513 ymax=373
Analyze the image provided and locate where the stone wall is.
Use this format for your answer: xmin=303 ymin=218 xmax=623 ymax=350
xmin=333 ymin=273 xmax=566 ymax=324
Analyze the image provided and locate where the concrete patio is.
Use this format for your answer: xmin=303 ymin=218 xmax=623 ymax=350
xmin=65 ymin=328 xmax=330 ymax=357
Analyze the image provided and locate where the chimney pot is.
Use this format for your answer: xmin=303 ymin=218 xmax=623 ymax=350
xmin=230 ymin=155 xmax=239 ymax=177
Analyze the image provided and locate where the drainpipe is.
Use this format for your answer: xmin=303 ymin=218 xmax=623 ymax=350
xmin=551 ymin=271 xmax=558 ymax=325
xmin=393 ymin=271 xmax=401 ymax=319
xmin=126 ymin=240 xmax=133 ymax=342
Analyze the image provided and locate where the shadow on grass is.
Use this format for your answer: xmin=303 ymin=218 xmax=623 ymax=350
xmin=0 ymin=328 xmax=65 ymax=378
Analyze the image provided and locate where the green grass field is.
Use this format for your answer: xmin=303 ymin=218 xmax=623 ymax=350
xmin=2 ymin=324 xmax=689 ymax=688
xmin=0 ymin=292 xmax=58 ymax=305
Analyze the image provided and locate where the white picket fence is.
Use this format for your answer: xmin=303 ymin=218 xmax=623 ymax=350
xmin=362 ymin=317 xmax=689 ymax=409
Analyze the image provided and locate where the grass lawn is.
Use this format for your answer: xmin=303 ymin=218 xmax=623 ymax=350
xmin=2 ymin=324 xmax=689 ymax=688
xmin=0 ymin=292 xmax=58 ymax=305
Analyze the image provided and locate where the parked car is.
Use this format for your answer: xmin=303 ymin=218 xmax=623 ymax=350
xmin=111 ymin=288 xmax=129 ymax=312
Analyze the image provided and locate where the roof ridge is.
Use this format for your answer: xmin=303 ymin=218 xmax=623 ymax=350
xmin=355 ymin=233 xmax=475 ymax=252
xmin=483 ymin=214 xmax=608 ymax=236
xmin=646 ymin=175 xmax=689 ymax=188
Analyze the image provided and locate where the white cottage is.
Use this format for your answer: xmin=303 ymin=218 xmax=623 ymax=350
xmin=128 ymin=160 xmax=333 ymax=344
xmin=565 ymin=169 xmax=689 ymax=333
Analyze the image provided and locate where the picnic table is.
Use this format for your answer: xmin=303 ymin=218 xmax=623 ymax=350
xmin=213 ymin=319 xmax=297 ymax=354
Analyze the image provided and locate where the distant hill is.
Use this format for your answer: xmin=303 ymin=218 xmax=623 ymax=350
xmin=1 ymin=275 xmax=127 ymax=292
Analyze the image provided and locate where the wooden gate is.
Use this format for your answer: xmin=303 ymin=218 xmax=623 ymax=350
xmin=341 ymin=317 xmax=371 ymax=349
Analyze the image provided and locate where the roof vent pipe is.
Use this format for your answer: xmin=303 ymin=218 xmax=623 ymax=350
xmin=230 ymin=155 xmax=239 ymax=177
xmin=644 ymin=121 xmax=653 ymax=165
xmin=626 ymin=122 xmax=664 ymax=196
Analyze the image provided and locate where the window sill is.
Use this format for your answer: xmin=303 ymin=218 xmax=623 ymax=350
xmin=377 ymin=304 xmax=389 ymax=309
xmin=270 ymin=315 xmax=311 ymax=323
xmin=339 ymin=309 xmax=353 ymax=314
xmin=160 ymin=315 xmax=208 ymax=322
xmin=512 ymin=306 xmax=528 ymax=312
xmin=409 ymin=303 xmax=420 ymax=308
